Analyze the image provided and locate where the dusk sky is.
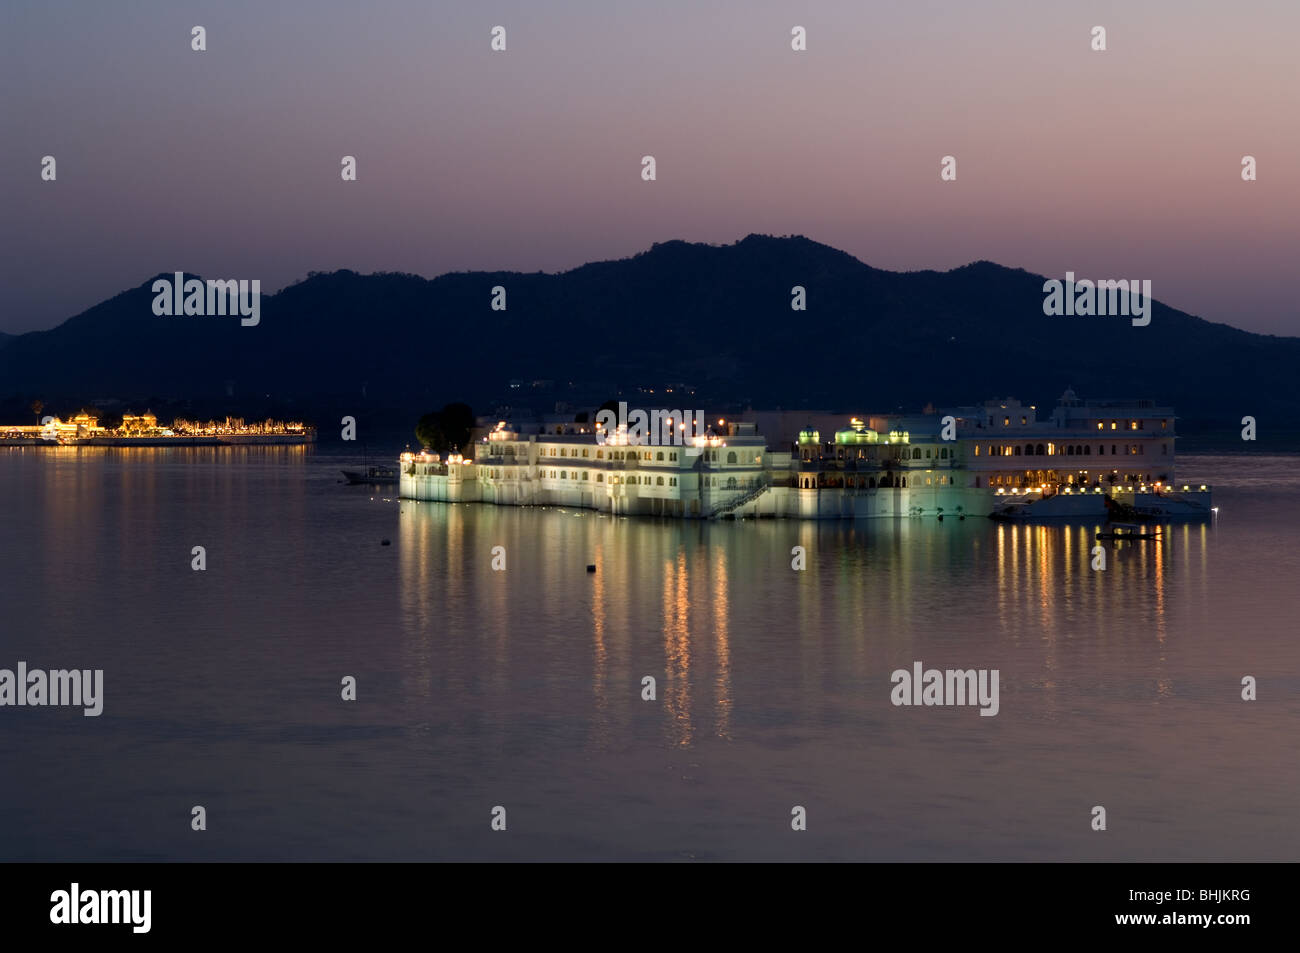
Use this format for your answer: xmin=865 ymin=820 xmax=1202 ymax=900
xmin=2 ymin=0 xmax=1296 ymax=335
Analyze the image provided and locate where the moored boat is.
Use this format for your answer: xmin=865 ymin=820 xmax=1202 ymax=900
xmin=342 ymin=464 xmax=398 ymax=485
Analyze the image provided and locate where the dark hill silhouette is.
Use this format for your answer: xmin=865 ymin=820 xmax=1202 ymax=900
xmin=1 ymin=235 xmax=1293 ymax=432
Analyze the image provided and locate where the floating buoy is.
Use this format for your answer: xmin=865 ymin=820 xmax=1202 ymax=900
xmin=586 ymin=564 xmax=596 ymax=573
xmin=381 ymin=539 xmax=391 ymax=546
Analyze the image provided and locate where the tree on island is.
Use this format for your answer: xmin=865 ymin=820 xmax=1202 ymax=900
xmin=415 ymin=402 xmax=475 ymax=453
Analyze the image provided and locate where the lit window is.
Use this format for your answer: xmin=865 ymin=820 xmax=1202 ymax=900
xmin=1003 ymin=417 xmax=1010 ymax=426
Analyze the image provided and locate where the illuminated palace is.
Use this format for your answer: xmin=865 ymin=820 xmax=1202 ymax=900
xmin=398 ymin=389 xmax=1212 ymax=520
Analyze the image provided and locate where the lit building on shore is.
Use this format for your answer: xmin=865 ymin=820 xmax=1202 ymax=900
xmin=0 ymin=413 xmax=314 ymax=445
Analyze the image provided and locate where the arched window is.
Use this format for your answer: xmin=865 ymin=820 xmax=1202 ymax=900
xmin=1084 ymin=445 xmax=1091 ymax=455
xmin=940 ymin=448 xmax=948 ymax=459
xmin=727 ymin=451 xmax=737 ymax=465
xmin=656 ymin=451 xmax=663 ymax=461
xmin=656 ymin=476 xmax=664 ymax=485
xmin=1024 ymin=444 xmax=1033 ymax=455
xmin=912 ymin=448 xmax=922 ymax=459
xmin=727 ymin=477 xmax=737 ymax=490
xmin=1067 ymin=445 xmax=1074 ymax=456
xmin=1014 ymin=446 xmax=1022 ymax=456
xmin=901 ymin=477 xmax=907 ymax=487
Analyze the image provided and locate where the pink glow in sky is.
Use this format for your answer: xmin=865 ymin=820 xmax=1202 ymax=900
xmin=2 ymin=0 xmax=1296 ymax=333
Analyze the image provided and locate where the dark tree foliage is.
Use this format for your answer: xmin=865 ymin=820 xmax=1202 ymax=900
xmin=415 ymin=402 xmax=474 ymax=453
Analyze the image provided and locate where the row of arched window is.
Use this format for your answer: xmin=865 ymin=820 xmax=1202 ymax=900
xmin=905 ymin=447 xmax=951 ymax=460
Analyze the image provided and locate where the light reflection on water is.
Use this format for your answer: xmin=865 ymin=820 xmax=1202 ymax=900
xmin=0 ymin=448 xmax=1296 ymax=861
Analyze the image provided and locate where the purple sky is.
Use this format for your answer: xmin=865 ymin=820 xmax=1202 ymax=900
xmin=2 ymin=0 xmax=1297 ymax=335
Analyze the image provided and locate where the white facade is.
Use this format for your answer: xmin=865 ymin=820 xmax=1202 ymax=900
xmin=399 ymin=391 xmax=1210 ymax=520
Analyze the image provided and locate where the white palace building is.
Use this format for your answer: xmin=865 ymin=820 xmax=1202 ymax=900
xmin=398 ymin=389 xmax=1212 ymax=520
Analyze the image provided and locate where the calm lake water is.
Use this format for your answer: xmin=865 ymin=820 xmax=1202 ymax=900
xmin=1 ymin=447 xmax=1297 ymax=861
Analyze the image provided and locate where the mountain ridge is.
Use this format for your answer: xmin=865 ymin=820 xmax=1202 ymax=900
xmin=0 ymin=235 xmax=1291 ymax=431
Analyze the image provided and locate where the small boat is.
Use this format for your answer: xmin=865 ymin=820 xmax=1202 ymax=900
xmin=1096 ymin=522 xmax=1161 ymax=540
xmin=341 ymin=464 xmax=398 ymax=485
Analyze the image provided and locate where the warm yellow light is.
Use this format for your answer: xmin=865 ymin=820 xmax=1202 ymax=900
xmin=718 ymin=419 xmax=725 ymax=426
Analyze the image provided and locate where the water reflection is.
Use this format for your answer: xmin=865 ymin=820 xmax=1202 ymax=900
xmin=11 ymin=448 xmax=1297 ymax=862
xmin=397 ymin=504 xmax=1217 ymax=748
